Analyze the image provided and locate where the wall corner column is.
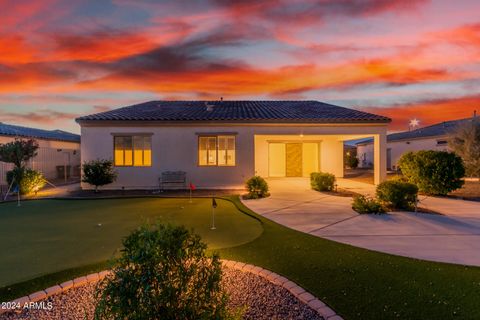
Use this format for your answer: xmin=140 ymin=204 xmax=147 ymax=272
xmin=373 ymin=132 xmax=387 ymax=185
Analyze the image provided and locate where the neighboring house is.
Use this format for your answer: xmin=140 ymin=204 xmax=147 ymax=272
xmin=76 ymin=100 xmax=390 ymax=190
xmin=0 ymin=122 xmax=81 ymax=185
xmin=356 ymin=117 xmax=473 ymax=170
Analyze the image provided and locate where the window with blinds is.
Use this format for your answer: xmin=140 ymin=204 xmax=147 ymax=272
xmin=114 ymin=135 xmax=152 ymax=167
xmin=198 ymin=135 xmax=235 ymax=166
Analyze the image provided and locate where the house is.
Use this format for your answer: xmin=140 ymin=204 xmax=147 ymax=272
xmin=0 ymin=122 xmax=81 ymax=185
xmin=356 ymin=117 xmax=474 ymax=170
xmin=76 ymin=100 xmax=390 ymax=190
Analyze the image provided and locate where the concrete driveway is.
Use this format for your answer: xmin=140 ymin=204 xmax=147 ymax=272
xmin=242 ymin=178 xmax=480 ymax=266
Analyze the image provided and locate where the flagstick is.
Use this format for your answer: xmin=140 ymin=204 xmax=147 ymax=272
xmin=17 ymin=189 xmax=21 ymax=207
xmin=211 ymin=206 xmax=216 ymax=230
xmin=189 ymin=188 xmax=192 ymax=203
xmin=4 ymin=179 xmax=15 ymax=201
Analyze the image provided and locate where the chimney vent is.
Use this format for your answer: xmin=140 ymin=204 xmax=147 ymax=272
xmin=205 ymin=102 xmax=215 ymax=112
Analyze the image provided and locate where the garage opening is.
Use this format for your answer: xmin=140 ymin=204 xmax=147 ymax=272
xmin=268 ymin=142 xmax=319 ymax=177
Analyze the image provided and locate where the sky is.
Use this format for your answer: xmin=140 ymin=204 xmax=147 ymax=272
xmin=0 ymin=0 xmax=479 ymax=134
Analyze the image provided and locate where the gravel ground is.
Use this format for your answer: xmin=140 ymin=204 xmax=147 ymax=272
xmin=1 ymin=267 xmax=323 ymax=320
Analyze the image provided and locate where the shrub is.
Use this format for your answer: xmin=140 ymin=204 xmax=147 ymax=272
xmin=398 ymin=151 xmax=465 ymax=195
xmin=345 ymin=154 xmax=359 ymax=169
xmin=376 ymin=179 xmax=418 ymax=210
xmin=352 ymin=195 xmax=385 ymax=214
xmin=310 ymin=172 xmax=336 ymax=191
xmin=95 ymin=223 xmax=236 ymax=320
xmin=7 ymin=167 xmax=46 ymax=195
xmin=82 ymin=159 xmax=117 ymax=192
xmin=245 ymin=175 xmax=269 ymax=199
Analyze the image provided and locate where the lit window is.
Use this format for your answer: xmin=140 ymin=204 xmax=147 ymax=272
xmin=199 ymin=135 xmax=236 ymax=166
xmin=114 ymin=135 xmax=152 ymax=167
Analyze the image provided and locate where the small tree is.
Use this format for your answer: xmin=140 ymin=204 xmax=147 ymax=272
xmin=95 ymin=224 xmax=234 ymax=320
xmin=399 ymin=150 xmax=465 ymax=195
xmin=449 ymin=118 xmax=480 ymax=178
xmin=82 ymin=159 xmax=117 ymax=192
xmin=345 ymin=153 xmax=359 ymax=169
xmin=0 ymin=139 xmax=39 ymax=168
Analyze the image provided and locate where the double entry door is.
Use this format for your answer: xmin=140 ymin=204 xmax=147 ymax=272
xmin=268 ymin=142 xmax=319 ymax=177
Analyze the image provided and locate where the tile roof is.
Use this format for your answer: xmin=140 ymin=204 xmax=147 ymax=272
xmin=0 ymin=122 xmax=80 ymax=142
xmin=356 ymin=117 xmax=476 ymax=145
xmin=76 ymin=100 xmax=391 ymax=124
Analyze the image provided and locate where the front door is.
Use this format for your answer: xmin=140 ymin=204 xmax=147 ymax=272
xmin=285 ymin=143 xmax=302 ymax=177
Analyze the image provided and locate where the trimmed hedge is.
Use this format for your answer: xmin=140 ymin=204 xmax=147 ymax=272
xmin=310 ymin=172 xmax=336 ymax=191
xmin=376 ymin=179 xmax=418 ymax=210
xmin=398 ymin=150 xmax=465 ymax=195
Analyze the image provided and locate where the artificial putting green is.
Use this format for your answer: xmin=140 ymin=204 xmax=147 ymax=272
xmin=0 ymin=198 xmax=263 ymax=287
xmin=2 ymin=197 xmax=480 ymax=320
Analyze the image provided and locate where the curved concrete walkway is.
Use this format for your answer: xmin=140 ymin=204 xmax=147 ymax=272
xmin=242 ymin=178 xmax=480 ymax=266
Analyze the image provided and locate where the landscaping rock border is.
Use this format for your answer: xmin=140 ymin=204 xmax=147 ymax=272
xmin=1 ymin=261 xmax=342 ymax=320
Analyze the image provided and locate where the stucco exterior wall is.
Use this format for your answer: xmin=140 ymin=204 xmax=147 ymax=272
xmin=0 ymin=136 xmax=80 ymax=185
xmin=357 ymin=135 xmax=449 ymax=170
xmin=80 ymin=123 xmax=387 ymax=189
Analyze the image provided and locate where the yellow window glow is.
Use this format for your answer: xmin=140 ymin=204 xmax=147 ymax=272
xmin=143 ymin=136 xmax=152 ymax=166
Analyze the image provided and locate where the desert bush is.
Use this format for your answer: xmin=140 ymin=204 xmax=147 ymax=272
xmin=82 ymin=159 xmax=117 ymax=192
xmin=95 ymin=223 xmax=237 ymax=320
xmin=310 ymin=172 xmax=336 ymax=191
xmin=7 ymin=167 xmax=46 ymax=195
xmin=352 ymin=195 xmax=385 ymax=214
xmin=245 ymin=175 xmax=269 ymax=199
xmin=376 ymin=179 xmax=418 ymax=210
xmin=398 ymin=151 xmax=465 ymax=195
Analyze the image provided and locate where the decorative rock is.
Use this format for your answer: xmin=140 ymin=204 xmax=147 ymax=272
xmin=318 ymin=306 xmax=336 ymax=318
xmin=273 ymin=275 xmax=289 ymax=285
xmin=242 ymin=264 xmax=254 ymax=272
xmin=308 ymin=299 xmax=326 ymax=310
xmin=259 ymin=269 xmax=273 ymax=278
xmin=98 ymin=270 xmax=111 ymax=279
xmin=59 ymin=280 xmax=73 ymax=290
xmin=233 ymin=262 xmax=246 ymax=269
xmin=250 ymin=266 xmax=263 ymax=275
xmin=44 ymin=285 xmax=62 ymax=297
xmin=2 ymin=262 xmax=342 ymax=320
xmin=86 ymin=273 xmax=99 ymax=282
xmin=290 ymin=285 xmax=306 ymax=296
xmin=28 ymin=291 xmax=47 ymax=302
xmin=282 ymin=280 xmax=297 ymax=290
xmin=12 ymin=296 xmax=29 ymax=306
xmin=298 ymin=291 xmax=315 ymax=303
xmin=73 ymin=276 xmax=87 ymax=288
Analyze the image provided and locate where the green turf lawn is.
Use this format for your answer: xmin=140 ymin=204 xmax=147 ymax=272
xmin=1 ymin=196 xmax=480 ymax=320
xmin=0 ymin=198 xmax=263 ymax=287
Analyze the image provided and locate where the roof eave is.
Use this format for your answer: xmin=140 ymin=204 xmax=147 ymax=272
xmin=76 ymin=118 xmax=391 ymax=126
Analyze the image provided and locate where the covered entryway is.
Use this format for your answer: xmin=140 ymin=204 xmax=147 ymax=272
xmin=254 ymin=129 xmax=388 ymax=185
xmin=268 ymin=142 xmax=319 ymax=177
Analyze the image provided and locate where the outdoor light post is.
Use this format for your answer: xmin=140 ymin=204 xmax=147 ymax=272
xmin=211 ymin=197 xmax=217 ymax=230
